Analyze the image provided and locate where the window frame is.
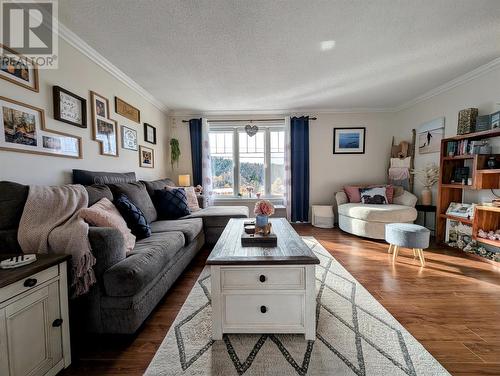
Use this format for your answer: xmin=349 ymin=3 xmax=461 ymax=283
xmin=209 ymin=124 xmax=285 ymax=198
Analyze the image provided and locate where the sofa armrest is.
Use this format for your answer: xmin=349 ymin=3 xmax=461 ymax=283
xmin=335 ymin=191 xmax=348 ymax=206
xmin=393 ymin=190 xmax=418 ymax=207
xmin=88 ymin=227 xmax=126 ymax=278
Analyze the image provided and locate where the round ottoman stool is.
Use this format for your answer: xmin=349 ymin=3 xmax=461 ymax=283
xmin=385 ymin=223 xmax=430 ymax=267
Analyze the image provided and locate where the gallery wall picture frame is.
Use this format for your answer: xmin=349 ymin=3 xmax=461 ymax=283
xmin=0 ymin=96 xmax=82 ymax=158
xmin=139 ymin=145 xmax=154 ymax=168
xmin=90 ymin=91 xmax=119 ymax=157
xmin=333 ymin=127 xmax=366 ymax=154
xmin=418 ymin=117 xmax=444 ymax=154
xmin=0 ymin=44 xmax=39 ymax=92
xmin=53 ymin=86 xmax=87 ymax=128
xmin=115 ymin=97 xmax=140 ymax=123
xmin=121 ymin=125 xmax=138 ymax=151
xmin=144 ymin=123 xmax=157 ymax=144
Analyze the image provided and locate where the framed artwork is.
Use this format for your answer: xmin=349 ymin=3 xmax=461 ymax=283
xmin=418 ymin=117 xmax=444 ymax=154
xmin=90 ymin=91 xmax=118 ymax=157
xmin=446 ymin=202 xmax=474 ymax=219
xmin=0 ymin=44 xmax=39 ymax=92
xmin=121 ymin=125 xmax=138 ymax=151
xmin=144 ymin=123 xmax=156 ymax=144
xmin=139 ymin=145 xmax=154 ymax=168
xmin=333 ymin=127 xmax=366 ymax=154
xmin=53 ymin=86 xmax=87 ymax=128
xmin=115 ymin=97 xmax=140 ymax=123
xmin=0 ymin=96 xmax=81 ymax=158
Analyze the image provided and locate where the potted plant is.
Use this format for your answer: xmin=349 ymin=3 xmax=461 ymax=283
xmin=170 ymin=138 xmax=180 ymax=169
xmin=411 ymin=163 xmax=439 ymax=205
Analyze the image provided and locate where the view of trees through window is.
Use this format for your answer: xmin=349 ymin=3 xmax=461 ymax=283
xmin=210 ymin=128 xmax=285 ymax=197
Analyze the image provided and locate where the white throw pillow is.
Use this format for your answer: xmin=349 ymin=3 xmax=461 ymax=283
xmin=359 ymin=187 xmax=388 ymax=205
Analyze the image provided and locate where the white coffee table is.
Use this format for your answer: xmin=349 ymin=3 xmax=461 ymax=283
xmin=206 ymin=218 xmax=320 ymax=340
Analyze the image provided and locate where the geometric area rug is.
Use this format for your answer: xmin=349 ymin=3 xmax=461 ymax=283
xmin=145 ymin=237 xmax=450 ymax=375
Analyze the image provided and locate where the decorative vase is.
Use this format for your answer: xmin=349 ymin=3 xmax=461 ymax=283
xmin=255 ymin=214 xmax=269 ymax=227
xmin=421 ymin=188 xmax=432 ymax=205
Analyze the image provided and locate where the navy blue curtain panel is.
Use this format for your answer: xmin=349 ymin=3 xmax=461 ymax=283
xmin=290 ymin=116 xmax=310 ymax=222
xmin=189 ymin=118 xmax=202 ymax=187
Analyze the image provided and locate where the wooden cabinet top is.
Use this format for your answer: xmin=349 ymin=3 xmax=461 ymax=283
xmin=207 ymin=218 xmax=320 ymax=265
xmin=0 ymin=254 xmax=70 ymax=288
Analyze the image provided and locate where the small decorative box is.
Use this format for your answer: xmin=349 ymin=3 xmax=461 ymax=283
xmin=457 ymin=108 xmax=478 ymax=135
xmin=475 ymin=115 xmax=491 ymax=132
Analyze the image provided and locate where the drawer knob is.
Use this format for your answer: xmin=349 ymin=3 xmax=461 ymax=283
xmin=23 ymin=278 xmax=37 ymax=287
xmin=260 ymin=305 xmax=267 ymax=313
xmin=52 ymin=319 xmax=63 ymax=327
xmin=259 ymin=275 xmax=266 ymax=283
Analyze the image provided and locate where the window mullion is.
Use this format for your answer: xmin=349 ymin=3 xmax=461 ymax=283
xmin=233 ymin=128 xmax=239 ymax=196
xmin=265 ymin=128 xmax=271 ymax=196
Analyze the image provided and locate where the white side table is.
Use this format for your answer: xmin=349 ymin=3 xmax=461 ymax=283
xmin=312 ymin=205 xmax=335 ymax=228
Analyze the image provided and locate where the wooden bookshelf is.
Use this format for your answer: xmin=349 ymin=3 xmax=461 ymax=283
xmin=437 ymin=129 xmax=500 ymax=246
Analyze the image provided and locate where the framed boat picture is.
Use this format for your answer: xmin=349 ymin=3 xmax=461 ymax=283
xmin=90 ymin=91 xmax=119 ymax=157
xmin=115 ymin=97 xmax=140 ymax=123
xmin=0 ymin=96 xmax=81 ymax=158
xmin=139 ymin=145 xmax=154 ymax=168
xmin=333 ymin=127 xmax=366 ymax=154
xmin=53 ymin=86 xmax=87 ymax=128
xmin=0 ymin=44 xmax=39 ymax=92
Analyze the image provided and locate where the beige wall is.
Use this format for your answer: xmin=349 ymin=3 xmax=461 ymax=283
xmin=0 ymin=37 xmax=170 ymax=185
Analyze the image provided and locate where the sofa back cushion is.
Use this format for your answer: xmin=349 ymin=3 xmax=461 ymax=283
xmin=109 ymin=182 xmax=157 ymax=223
xmin=85 ymin=184 xmax=113 ymax=206
xmin=0 ymin=181 xmax=29 ymax=253
xmin=72 ymin=169 xmax=136 ymax=185
xmin=114 ymin=194 xmax=151 ymax=240
xmin=142 ymin=178 xmax=176 ymax=197
xmin=153 ymin=188 xmax=191 ymax=220
xmin=79 ymin=198 xmax=136 ymax=253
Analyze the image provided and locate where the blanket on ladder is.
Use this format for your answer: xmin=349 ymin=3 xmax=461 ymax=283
xmin=18 ymin=184 xmax=96 ymax=297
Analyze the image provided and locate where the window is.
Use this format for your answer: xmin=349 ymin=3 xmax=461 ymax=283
xmin=209 ymin=125 xmax=285 ymax=197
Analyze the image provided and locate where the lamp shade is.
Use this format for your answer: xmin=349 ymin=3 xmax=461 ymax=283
xmin=178 ymin=174 xmax=191 ymax=187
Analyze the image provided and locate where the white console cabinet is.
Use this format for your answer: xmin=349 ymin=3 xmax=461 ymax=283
xmin=0 ymin=255 xmax=71 ymax=376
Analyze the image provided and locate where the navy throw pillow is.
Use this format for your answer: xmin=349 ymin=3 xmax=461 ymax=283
xmin=153 ymin=188 xmax=191 ymax=220
xmin=114 ymin=194 xmax=151 ymax=239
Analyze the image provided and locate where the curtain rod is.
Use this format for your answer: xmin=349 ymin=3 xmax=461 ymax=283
xmin=182 ymin=117 xmax=317 ymax=123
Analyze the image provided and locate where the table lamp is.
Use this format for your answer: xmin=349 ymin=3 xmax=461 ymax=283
xmin=178 ymin=174 xmax=191 ymax=187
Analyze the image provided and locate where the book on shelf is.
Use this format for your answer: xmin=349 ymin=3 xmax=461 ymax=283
xmin=446 ymin=202 xmax=475 ymax=219
xmin=446 ymin=140 xmax=472 ymax=156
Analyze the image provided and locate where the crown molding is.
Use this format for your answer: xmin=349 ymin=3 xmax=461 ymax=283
xmin=57 ymin=22 xmax=168 ymax=113
xmin=169 ymin=107 xmax=395 ymax=118
xmin=395 ymin=56 xmax=500 ymax=112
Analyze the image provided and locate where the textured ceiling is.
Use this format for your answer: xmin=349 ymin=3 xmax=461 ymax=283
xmin=59 ymin=0 xmax=500 ymax=112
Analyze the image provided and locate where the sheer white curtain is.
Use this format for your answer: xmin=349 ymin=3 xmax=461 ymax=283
xmin=201 ymin=118 xmax=214 ymax=206
xmin=283 ymin=117 xmax=292 ymax=220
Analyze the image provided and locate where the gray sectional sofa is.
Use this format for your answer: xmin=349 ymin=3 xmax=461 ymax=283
xmin=0 ymin=171 xmax=249 ymax=334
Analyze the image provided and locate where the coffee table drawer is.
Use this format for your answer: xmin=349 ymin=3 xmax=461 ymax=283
xmin=221 ymin=267 xmax=304 ymax=290
xmin=223 ymin=293 xmax=304 ymax=327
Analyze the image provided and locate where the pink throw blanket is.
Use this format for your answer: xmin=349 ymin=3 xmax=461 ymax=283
xmin=18 ymin=184 xmax=96 ymax=297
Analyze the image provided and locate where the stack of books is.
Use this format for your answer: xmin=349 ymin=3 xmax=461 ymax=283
xmin=447 ymin=140 xmax=471 ymax=156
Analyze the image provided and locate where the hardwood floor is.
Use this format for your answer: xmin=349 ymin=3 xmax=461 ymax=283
xmin=62 ymin=226 xmax=500 ymax=376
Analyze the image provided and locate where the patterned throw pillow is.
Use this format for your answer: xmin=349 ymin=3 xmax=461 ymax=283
xmin=114 ymin=194 xmax=151 ymax=239
xmin=359 ymin=187 xmax=388 ymax=205
xmin=166 ymin=186 xmax=200 ymax=212
xmin=153 ymin=188 xmax=191 ymax=220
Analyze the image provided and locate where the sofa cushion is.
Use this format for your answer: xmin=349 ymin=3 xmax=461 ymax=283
xmin=150 ymin=218 xmax=203 ymax=244
xmin=0 ymin=181 xmax=29 ymax=230
xmin=338 ymin=203 xmax=417 ymax=223
xmin=141 ymin=178 xmax=176 ymax=197
xmin=109 ymin=182 xmax=157 ymax=223
xmin=182 ymin=206 xmax=249 ymax=227
xmin=153 ymin=188 xmax=191 ymax=220
xmin=85 ymin=184 xmax=113 ymax=206
xmin=114 ymin=194 xmax=151 ymax=240
xmin=103 ymin=231 xmax=185 ymax=297
xmin=73 ymin=169 xmax=136 ymax=185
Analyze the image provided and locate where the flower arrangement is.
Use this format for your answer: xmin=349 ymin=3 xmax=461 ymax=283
xmin=254 ymin=200 xmax=275 ymax=216
xmin=411 ymin=163 xmax=439 ymax=189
